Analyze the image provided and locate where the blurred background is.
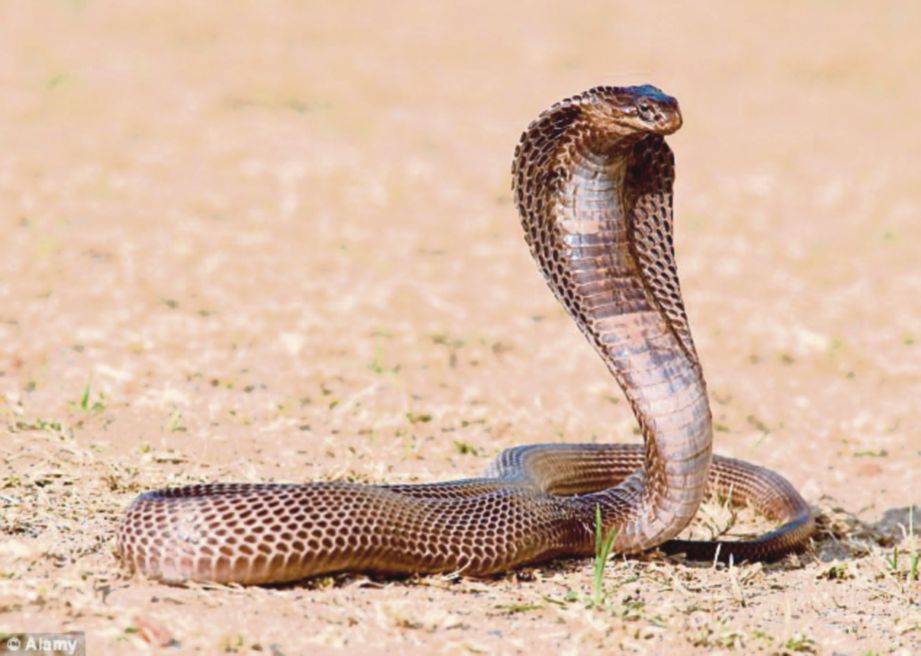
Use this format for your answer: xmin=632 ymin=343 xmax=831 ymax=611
xmin=0 ymin=1 xmax=918 ymax=653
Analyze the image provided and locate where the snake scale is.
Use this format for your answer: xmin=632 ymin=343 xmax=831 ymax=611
xmin=117 ymin=85 xmax=814 ymax=584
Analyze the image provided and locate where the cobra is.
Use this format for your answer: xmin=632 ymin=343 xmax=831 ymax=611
xmin=117 ymin=85 xmax=813 ymax=584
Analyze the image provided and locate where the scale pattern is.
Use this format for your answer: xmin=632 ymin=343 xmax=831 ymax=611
xmin=117 ymin=85 xmax=814 ymax=584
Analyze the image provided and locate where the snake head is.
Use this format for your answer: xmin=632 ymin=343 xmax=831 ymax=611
xmin=584 ymin=85 xmax=683 ymax=136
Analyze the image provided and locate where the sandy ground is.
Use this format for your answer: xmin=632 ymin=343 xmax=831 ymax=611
xmin=1 ymin=1 xmax=919 ymax=654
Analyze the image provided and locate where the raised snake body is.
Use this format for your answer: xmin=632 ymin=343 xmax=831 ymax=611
xmin=117 ymin=85 xmax=814 ymax=584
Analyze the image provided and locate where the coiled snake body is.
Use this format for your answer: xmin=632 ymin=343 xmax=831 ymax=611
xmin=117 ymin=85 xmax=813 ymax=584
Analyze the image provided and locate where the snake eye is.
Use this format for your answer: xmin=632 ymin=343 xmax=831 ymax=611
xmin=637 ymin=102 xmax=656 ymax=122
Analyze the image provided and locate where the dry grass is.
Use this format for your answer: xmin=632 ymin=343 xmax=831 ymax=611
xmin=1 ymin=409 xmax=918 ymax=653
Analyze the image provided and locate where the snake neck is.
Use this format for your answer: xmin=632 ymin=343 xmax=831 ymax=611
xmin=512 ymin=92 xmax=713 ymax=549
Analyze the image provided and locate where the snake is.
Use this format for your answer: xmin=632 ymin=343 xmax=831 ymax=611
xmin=117 ymin=85 xmax=814 ymax=585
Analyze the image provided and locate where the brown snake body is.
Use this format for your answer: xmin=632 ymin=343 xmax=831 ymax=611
xmin=117 ymin=85 xmax=814 ymax=584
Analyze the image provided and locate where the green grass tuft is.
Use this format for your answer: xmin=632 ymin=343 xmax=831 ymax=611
xmin=71 ymin=378 xmax=106 ymax=414
xmin=592 ymin=504 xmax=618 ymax=606
xmin=885 ymin=505 xmax=919 ymax=582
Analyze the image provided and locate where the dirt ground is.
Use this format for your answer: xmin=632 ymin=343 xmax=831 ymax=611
xmin=1 ymin=1 xmax=919 ymax=654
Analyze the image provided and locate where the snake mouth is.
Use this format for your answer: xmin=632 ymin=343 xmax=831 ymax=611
xmin=609 ymin=105 xmax=682 ymax=136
